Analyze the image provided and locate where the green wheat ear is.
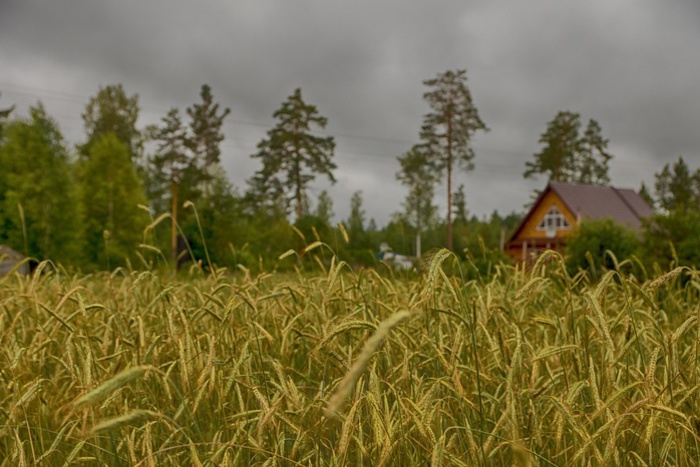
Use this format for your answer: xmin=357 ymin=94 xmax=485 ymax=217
xmin=90 ymin=410 xmax=161 ymax=434
xmin=73 ymin=366 xmax=149 ymax=409
xmin=324 ymin=310 xmax=411 ymax=418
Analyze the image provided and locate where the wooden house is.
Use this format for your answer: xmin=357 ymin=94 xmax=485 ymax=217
xmin=505 ymin=182 xmax=653 ymax=263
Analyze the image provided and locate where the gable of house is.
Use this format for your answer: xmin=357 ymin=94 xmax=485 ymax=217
xmin=511 ymin=188 xmax=576 ymax=243
xmin=505 ymin=182 xmax=653 ymax=263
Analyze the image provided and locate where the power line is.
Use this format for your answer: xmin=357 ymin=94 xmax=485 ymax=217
xmin=0 ymin=80 xmax=675 ymax=172
xmin=1 ymin=81 xmax=412 ymax=144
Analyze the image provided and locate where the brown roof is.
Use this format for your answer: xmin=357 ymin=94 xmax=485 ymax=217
xmin=550 ymin=182 xmax=653 ymax=228
xmin=508 ymin=182 xmax=653 ymax=243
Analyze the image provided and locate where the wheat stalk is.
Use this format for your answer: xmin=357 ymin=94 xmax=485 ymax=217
xmin=325 ymin=311 xmax=411 ymax=418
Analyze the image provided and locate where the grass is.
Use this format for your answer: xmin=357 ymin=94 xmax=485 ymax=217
xmin=0 ymin=250 xmax=699 ymax=465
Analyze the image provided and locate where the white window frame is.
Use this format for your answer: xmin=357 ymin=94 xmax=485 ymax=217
xmin=536 ymin=205 xmax=570 ymax=231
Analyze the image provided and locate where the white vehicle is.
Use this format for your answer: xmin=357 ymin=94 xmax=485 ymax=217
xmin=377 ymin=242 xmax=414 ymax=270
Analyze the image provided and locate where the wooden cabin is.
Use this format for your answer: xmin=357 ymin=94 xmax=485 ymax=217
xmin=505 ymin=182 xmax=653 ymax=264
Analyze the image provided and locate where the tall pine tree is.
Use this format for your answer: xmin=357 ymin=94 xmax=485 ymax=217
xmin=185 ymin=84 xmax=230 ymax=190
xmin=250 ymin=88 xmax=336 ymax=220
xmin=148 ymin=108 xmax=192 ymax=265
xmin=420 ymin=69 xmax=488 ymax=250
xmin=524 ymin=111 xmax=612 ymax=184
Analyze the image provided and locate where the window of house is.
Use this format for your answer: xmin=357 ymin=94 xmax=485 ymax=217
xmin=537 ymin=206 xmax=570 ymax=231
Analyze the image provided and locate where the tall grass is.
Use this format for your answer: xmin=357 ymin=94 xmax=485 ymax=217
xmin=0 ymin=251 xmax=698 ymax=465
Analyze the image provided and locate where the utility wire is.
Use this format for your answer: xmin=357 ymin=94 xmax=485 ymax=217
xmin=0 ymin=80 xmax=671 ymax=172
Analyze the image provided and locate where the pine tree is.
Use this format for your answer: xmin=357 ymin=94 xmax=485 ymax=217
xmin=251 ymin=88 xmax=336 ymax=220
xmin=524 ymin=111 xmax=612 ymax=184
xmin=315 ymin=190 xmax=334 ymax=225
xmin=654 ymin=156 xmax=699 ymax=213
xmin=347 ymin=191 xmax=365 ymax=237
xmin=147 ymin=86 xmax=230 ymax=267
xmin=185 ymin=84 xmax=230 ymax=187
xmin=420 ymin=69 xmax=488 ymax=250
xmin=148 ymin=108 xmax=193 ymax=266
xmin=452 ymin=184 xmax=469 ymax=224
xmin=640 ymin=157 xmax=700 ymax=268
xmin=578 ymin=119 xmax=612 ymax=184
xmin=638 ymin=182 xmax=654 ymax=210
xmin=245 ymin=172 xmax=289 ymax=218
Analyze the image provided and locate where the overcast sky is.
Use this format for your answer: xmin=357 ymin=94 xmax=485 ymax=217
xmin=1 ymin=0 xmax=698 ymax=225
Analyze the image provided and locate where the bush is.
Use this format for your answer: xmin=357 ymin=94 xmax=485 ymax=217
xmin=565 ymin=218 xmax=639 ymax=277
xmin=640 ymin=210 xmax=700 ymax=270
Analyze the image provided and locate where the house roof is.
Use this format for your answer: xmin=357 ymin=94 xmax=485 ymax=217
xmin=550 ymin=182 xmax=653 ymax=227
xmin=508 ymin=182 xmax=653 ymax=242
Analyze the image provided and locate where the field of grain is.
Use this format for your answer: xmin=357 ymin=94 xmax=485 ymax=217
xmin=1 ymin=250 xmax=699 ymax=466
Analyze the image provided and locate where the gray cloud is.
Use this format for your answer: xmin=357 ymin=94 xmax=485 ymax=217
xmin=1 ymin=0 xmax=698 ymax=224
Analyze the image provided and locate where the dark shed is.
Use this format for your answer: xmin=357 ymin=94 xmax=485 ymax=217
xmin=0 ymin=245 xmax=28 ymax=275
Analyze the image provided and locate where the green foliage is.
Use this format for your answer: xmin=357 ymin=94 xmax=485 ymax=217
xmin=378 ymin=210 xmax=518 ymax=276
xmin=0 ymin=92 xmax=14 ymax=141
xmin=452 ymin=184 xmax=469 ymax=224
xmin=180 ymin=167 xmax=243 ymax=269
xmin=640 ymin=156 xmax=700 ymax=269
xmin=346 ymin=191 xmax=375 ymax=261
xmin=79 ymin=133 xmax=148 ymax=269
xmin=347 ymin=190 xmax=365 ymax=237
xmin=396 ymin=145 xmax=438 ymax=234
xmin=525 ymin=111 xmax=612 ymax=184
xmin=0 ymin=103 xmax=82 ymax=264
xmin=653 ymin=156 xmax=700 ymax=214
xmin=640 ymin=210 xmax=700 ymax=269
xmin=244 ymin=172 xmax=289 ymax=218
xmin=420 ymin=69 xmax=488 ymax=250
xmin=314 ymin=190 xmax=334 ymax=225
xmin=381 ymin=214 xmax=419 ymax=257
xmin=185 ymin=84 xmax=230 ymax=171
xmin=146 ymin=108 xmax=192 ymax=211
xmin=638 ymin=181 xmax=655 ymax=209
xmin=80 ymin=84 xmax=141 ymax=160
xmin=250 ymin=88 xmax=336 ymax=219
xmin=146 ymin=107 xmax=200 ymax=266
xmin=564 ymin=218 xmax=639 ymax=277
xmin=144 ymin=86 xmax=230 ymax=269
xmin=452 ymin=211 xmax=515 ymax=278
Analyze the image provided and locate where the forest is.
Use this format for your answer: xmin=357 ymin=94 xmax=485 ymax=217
xmin=0 ymin=69 xmax=698 ymax=275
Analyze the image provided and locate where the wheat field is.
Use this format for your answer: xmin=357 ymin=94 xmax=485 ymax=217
xmin=1 ymin=251 xmax=699 ymax=466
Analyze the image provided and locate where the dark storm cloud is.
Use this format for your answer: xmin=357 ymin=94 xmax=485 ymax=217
xmin=1 ymin=0 xmax=698 ymax=223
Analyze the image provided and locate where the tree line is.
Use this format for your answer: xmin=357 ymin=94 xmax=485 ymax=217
xmin=0 ymin=71 xmax=503 ymax=272
xmin=0 ymin=68 xmax=698 ymax=274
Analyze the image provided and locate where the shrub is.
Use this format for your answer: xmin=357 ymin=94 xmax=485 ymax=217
xmin=565 ymin=218 xmax=639 ymax=277
xmin=640 ymin=210 xmax=700 ymax=270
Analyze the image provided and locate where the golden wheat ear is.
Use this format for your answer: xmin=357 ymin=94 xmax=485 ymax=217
xmin=72 ymin=366 xmax=150 ymax=409
xmin=324 ymin=310 xmax=411 ymax=418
